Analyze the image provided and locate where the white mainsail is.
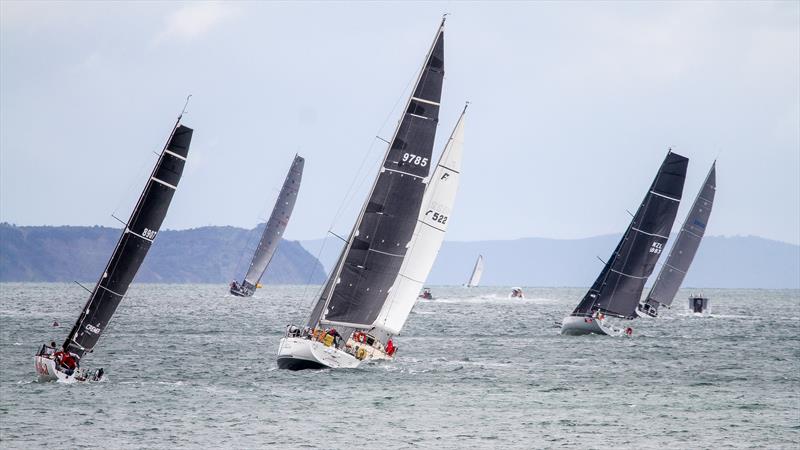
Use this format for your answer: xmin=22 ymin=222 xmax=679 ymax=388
xmin=374 ymin=107 xmax=466 ymax=335
xmin=466 ymin=254 xmax=483 ymax=287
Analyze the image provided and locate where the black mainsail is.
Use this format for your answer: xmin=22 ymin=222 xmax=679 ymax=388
xmin=231 ymin=154 xmax=304 ymax=297
xmin=640 ymin=161 xmax=716 ymax=315
xmin=63 ymin=118 xmax=193 ymax=359
xmin=313 ymin=18 xmax=445 ymax=329
xmin=571 ymin=151 xmax=688 ymax=320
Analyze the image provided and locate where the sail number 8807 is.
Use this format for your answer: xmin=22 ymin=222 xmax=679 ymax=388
xmin=402 ymin=153 xmax=428 ymax=167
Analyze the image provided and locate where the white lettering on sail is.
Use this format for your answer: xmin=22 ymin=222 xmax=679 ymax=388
xmin=85 ymin=324 xmax=101 ymax=334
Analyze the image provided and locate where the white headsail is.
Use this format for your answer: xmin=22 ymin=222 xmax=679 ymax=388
xmin=374 ymin=107 xmax=466 ymax=335
xmin=466 ymin=254 xmax=484 ymax=287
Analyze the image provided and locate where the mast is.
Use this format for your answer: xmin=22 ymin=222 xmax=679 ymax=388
xmin=466 ymin=254 xmax=484 ymax=287
xmin=643 ymin=161 xmax=716 ymax=311
xmin=314 ymin=17 xmax=446 ymax=329
xmin=63 ymin=111 xmax=193 ymax=359
xmin=571 ymin=150 xmax=688 ymax=320
xmin=240 ymin=154 xmax=305 ymax=291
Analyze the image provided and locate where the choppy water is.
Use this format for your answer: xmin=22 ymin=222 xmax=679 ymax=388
xmin=1 ymin=284 xmax=798 ymax=448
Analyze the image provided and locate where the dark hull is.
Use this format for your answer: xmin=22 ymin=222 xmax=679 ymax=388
xmin=277 ymin=356 xmax=327 ymax=371
xmin=229 ymin=287 xmax=253 ymax=297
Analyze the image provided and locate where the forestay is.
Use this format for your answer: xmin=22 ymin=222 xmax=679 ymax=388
xmin=318 ymin=19 xmax=446 ymax=329
xmin=572 ymin=151 xmax=688 ymax=320
xmin=645 ymin=161 xmax=716 ymax=308
xmin=64 ymin=121 xmax=193 ymax=358
xmin=466 ymin=254 xmax=484 ymax=287
xmin=241 ymin=155 xmax=304 ymax=291
xmin=374 ymin=106 xmax=466 ymax=335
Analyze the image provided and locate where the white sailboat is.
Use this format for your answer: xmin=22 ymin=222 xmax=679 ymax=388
xmin=465 ymin=254 xmax=484 ymax=287
xmin=276 ymin=18 xmax=463 ymax=370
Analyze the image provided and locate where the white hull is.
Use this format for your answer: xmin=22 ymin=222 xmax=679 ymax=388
xmin=560 ymin=316 xmax=625 ymax=337
xmin=34 ymin=356 xmax=73 ymax=382
xmin=276 ymin=337 xmax=361 ymax=370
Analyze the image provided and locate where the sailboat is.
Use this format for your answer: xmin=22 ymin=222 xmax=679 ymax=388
xmin=34 ymin=109 xmax=193 ymax=381
xmin=465 ymin=254 xmax=484 ymax=287
xmin=560 ymin=150 xmax=688 ymax=336
xmin=277 ymin=18 xmax=451 ymax=370
xmin=230 ymin=154 xmax=305 ymax=297
xmin=637 ymin=161 xmax=716 ymax=318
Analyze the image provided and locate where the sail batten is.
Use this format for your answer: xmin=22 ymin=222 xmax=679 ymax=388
xmin=64 ymin=120 xmax=193 ymax=359
xmin=645 ymin=162 xmax=716 ymax=308
xmin=572 ymin=151 xmax=688 ymax=320
xmin=315 ymin=20 xmax=446 ymax=328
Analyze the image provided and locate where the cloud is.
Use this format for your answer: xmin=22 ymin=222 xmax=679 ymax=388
xmin=155 ymin=2 xmax=239 ymax=43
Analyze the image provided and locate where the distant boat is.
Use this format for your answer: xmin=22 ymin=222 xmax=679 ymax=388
xmin=561 ymin=150 xmax=688 ymax=336
xmin=418 ymin=288 xmax=434 ymax=300
xmin=637 ymin=161 xmax=716 ymax=318
xmin=465 ymin=254 xmax=484 ymax=287
xmin=34 ymin=110 xmax=193 ymax=381
xmin=230 ymin=154 xmax=304 ymax=297
xmin=688 ymin=294 xmax=710 ymax=314
xmin=510 ymin=287 xmax=524 ymax=298
xmin=277 ymin=17 xmax=449 ymax=370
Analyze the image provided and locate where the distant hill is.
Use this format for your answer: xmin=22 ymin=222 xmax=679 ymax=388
xmin=0 ymin=224 xmax=326 ymax=284
xmin=301 ymin=235 xmax=800 ymax=289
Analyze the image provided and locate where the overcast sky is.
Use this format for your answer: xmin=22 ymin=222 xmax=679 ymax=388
xmin=1 ymin=1 xmax=798 ymax=244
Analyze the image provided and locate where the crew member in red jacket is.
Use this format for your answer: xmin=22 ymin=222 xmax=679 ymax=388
xmin=54 ymin=348 xmax=78 ymax=376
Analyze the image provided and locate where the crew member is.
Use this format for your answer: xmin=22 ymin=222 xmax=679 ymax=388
xmin=54 ymin=348 xmax=78 ymax=376
xmin=328 ymin=328 xmax=342 ymax=348
xmin=386 ymin=339 xmax=395 ymax=356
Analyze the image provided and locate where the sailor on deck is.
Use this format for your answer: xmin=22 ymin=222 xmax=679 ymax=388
xmin=53 ymin=347 xmax=78 ymax=376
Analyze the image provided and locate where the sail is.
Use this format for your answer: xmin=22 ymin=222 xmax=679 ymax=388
xmin=64 ymin=121 xmax=192 ymax=358
xmin=572 ymin=151 xmax=688 ymax=319
xmin=317 ymin=20 xmax=445 ymax=328
xmin=466 ymin=255 xmax=484 ymax=287
xmin=645 ymin=161 xmax=716 ymax=307
xmin=374 ymin=106 xmax=466 ymax=334
xmin=241 ymin=155 xmax=304 ymax=290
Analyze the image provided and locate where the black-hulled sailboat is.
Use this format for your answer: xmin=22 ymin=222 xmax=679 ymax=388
xmin=230 ymin=154 xmax=304 ymax=297
xmin=560 ymin=150 xmax=688 ymax=336
xmin=637 ymin=161 xmax=716 ymax=318
xmin=34 ymin=111 xmax=193 ymax=382
xmin=277 ymin=17 xmax=447 ymax=370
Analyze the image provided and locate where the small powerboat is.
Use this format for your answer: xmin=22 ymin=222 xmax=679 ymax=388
xmin=418 ymin=288 xmax=434 ymax=300
xmin=510 ymin=287 xmax=524 ymax=298
xmin=689 ymin=294 xmax=710 ymax=315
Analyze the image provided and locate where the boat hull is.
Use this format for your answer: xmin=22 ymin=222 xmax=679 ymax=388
xmin=689 ymin=296 xmax=710 ymax=315
xmin=276 ymin=337 xmax=360 ymax=370
xmin=34 ymin=356 xmax=71 ymax=382
xmin=560 ymin=315 xmax=624 ymax=337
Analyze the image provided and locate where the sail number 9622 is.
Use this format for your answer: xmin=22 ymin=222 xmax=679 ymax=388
xmin=402 ymin=153 xmax=428 ymax=167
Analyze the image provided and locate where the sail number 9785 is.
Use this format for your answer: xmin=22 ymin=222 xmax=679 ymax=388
xmin=402 ymin=153 xmax=428 ymax=167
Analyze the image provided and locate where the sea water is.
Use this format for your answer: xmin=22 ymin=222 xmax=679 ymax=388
xmin=0 ymin=284 xmax=798 ymax=448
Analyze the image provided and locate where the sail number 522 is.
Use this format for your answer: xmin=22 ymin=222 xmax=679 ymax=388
xmin=402 ymin=153 xmax=428 ymax=167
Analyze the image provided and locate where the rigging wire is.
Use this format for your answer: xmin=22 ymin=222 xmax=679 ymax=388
xmin=298 ymin=58 xmax=421 ymax=310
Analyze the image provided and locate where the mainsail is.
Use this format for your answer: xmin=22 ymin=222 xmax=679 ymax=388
xmin=466 ymin=255 xmax=484 ymax=287
xmin=643 ymin=161 xmax=716 ymax=310
xmin=314 ymin=18 xmax=446 ymax=329
xmin=236 ymin=155 xmax=304 ymax=294
xmin=374 ymin=105 xmax=466 ymax=335
xmin=571 ymin=151 xmax=688 ymax=320
xmin=64 ymin=118 xmax=193 ymax=359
